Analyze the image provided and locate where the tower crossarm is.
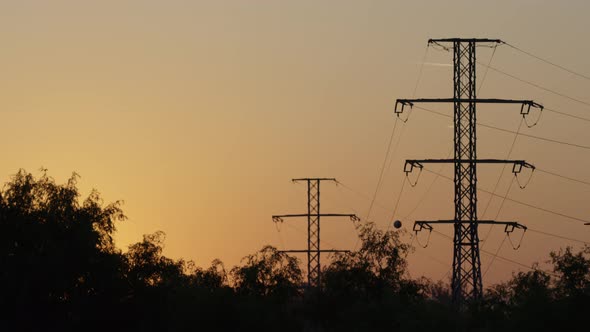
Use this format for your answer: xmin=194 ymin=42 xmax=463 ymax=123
xmin=428 ymin=38 xmax=503 ymax=43
xmin=414 ymin=220 xmax=527 ymax=233
xmin=279 ymin=249 xmax=350 ymax=253
xmin=272 ymin=214 xmax=359 ymax=223
xmin=395 ymin=98 xmax=543 ymax=116
xmin=404 ymin=159 xmax=534 ymax=174
xmin=292 ymin=178 xmax=336 ymax=182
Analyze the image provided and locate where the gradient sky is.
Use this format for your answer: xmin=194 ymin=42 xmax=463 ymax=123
xmin=1 ymin=0 xmax=589 ymax=286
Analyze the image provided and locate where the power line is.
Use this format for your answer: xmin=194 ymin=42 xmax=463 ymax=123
xmin=477 ymin=122 xmax=590 ymax=150
xmin=483 ymin=250 xmax=557 ymax=277
xmin=365 ymin=44 xmax=428 ymax=225
xmin=281 ymin=221 xmax=343 ymax=251
xmin=477 ymin=61 xmax=590 ymax=108
xmin=431 ymin=229 xmax=558 ymax=277
xmin=386 ymin=175 xmax=407 ymax=232
xmin=477 ymin=44 xmax=498 ymax=95
xmin=480 ymin=118 xmax=523 ymax=229
xmin=413 ymin=249 xmax=449 ymax=268
xmin=413 ymin=45 xmax=430 ymax=97
xmin=416 ymin=101 xmax=590 ymax=128
xmin=482 ymin=176 xmax=523 ymax=278
xmin=411 ymin=106 xmax=590 ymax=187
xmin=366 ymin=116 xmax=400 ymax=223
xmin=482 ymin=236 xmax=507 ymax=278
xmin=335 ymin=180 xmax=392 ymax=214
xmin=481 ymin=176 xmax=516 ymax=247
xmin=527 ymin=228 xmax=589 ymax=245
xmin=544 ymin=106 xmax=590 ymax=123
xmin=363 ymin=43 xmax=430 ymax=234
xmin=477 ymin=47 xmax=508 ymax=225
xmin=413 ymin=105 xmax=590 ymax=151
xmin=385 ymin=122 xmax=410 ymax=178
xmin=402 ymin=147 xmax=453 ymax=220
xmin=484 ymin=226 xmax=589 ymax=275
xmin=498 ymin=191 xmax=590 ymax=225
xmin=535 ymin=168 xmax=590 ymax=187
xmin=420 ymin=167 xmax=590 ymax=225
xmin=504 ymin=42 xmax=590 ymax=82
xmin=426 ymin=42 xmax=590 ymax=122
xmin=410 ymin=106 xmax=590 ymax=185
xmin=288 ymin=180 xmax=482 ymax=283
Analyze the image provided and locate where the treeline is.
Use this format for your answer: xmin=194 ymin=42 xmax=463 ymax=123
xmin=0 ymin=170 xmax=588 ymax=331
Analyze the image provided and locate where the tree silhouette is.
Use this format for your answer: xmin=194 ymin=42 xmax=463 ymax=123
xmin=1 ymin=169 xmax=588 ymax=331
xmin=480 ymin=246 xmax=590 ymax=331
xmin=231 ymin=245 xmax=302 ymax=297
xmin=323 ymin=222 xmax=412 ymax=296
xmin=0 ymin=169 xmax=126 ymax=331
xmin=317 ymin=222 xmax=432 ymax=331
xmin=548 ymin=245 xmax=590 ymax=330
xmin=550 ymin=245 xmax=590 ymax=297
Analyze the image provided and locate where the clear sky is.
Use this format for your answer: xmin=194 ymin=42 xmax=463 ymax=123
xmin=1 ymin=0 xmax=589 ymax=286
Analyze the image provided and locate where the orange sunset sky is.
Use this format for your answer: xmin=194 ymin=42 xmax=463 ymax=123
xmin=1 ymin=0 xmax=589 ymax=287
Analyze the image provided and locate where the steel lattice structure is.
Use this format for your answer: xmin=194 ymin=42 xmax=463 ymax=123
xmin=452 ymin=40 xmax=482 ymax=300
xmin=272 ymin=178 xmax=358 ymax=288
xmin=306 ymin=179 xmax=321 ymax=285
xmin=395 ymin=38 xmax=542 ymax=305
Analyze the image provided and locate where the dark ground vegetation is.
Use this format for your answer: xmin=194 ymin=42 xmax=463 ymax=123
xmin=1 ymin=170 xmax=588 ymax=331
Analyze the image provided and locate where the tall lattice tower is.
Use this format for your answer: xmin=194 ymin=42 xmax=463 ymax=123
xmin=395 ymin=38 xmax=542 ymax=304
xmin=273 ymin=178 xmax=358 ymax=288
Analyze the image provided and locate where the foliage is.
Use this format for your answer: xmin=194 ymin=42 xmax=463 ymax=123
xmin=322 ymin=222 xmax=412 ymax=296
xmin=0 ymin=169 xmax=127 ymax=331
xmin=315 ymin=222 xmax=430 ymax=331
xmin=231 ymin=245 xmax=303 ymax=297
xmin=1 ymin=169 xmax=589 ymax=331
xmin=480 ymin=246 xmax=590 ymax=331
xmin=550 ymin=245 xmax=590 ymax=297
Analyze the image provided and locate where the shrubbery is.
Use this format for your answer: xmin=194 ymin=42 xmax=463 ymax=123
xmin=0 ymin=170 xmax=588 ymax=331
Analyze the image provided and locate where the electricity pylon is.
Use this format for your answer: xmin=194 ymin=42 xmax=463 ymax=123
xmin=395 ymin=38 xmax=543 ymax=305
xmin=272 ymin=178 xmax=359 ymax=288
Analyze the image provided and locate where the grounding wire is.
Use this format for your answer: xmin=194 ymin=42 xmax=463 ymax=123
xmin=477 ymin=61 xmax=590 ymax=109
xmin=504 ymin=42 xmax=590 ymax=82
